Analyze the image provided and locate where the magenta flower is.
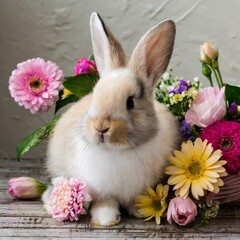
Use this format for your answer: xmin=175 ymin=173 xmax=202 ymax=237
xmin=50 ymin=177 xmax=92 ymax=222
xmin=8 ymin=177 xmax=47 ymax=199
xmin=9 ymin=58 xmax=63 ymax=114
xmin=74 ymin=58 xmax=98 ymax=75
xmin=185 ymin=87 xmax=226 ymax=127
xmin=167 ymin=197 xmax=197 ymax=226
xmin=200 ymin=120 xmax=240 ymax=175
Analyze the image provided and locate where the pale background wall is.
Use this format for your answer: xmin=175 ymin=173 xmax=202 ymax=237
xmin=1 ymin=0 xmax=240 ymax=159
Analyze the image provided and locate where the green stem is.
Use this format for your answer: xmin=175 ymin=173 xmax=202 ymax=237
xmin=210 ymin=66 xmax=221 ymax=88
xmin=216 ymin=67 xmax=224 ymax=87
xmin=207 ymin=75 xmax=213 ymax=87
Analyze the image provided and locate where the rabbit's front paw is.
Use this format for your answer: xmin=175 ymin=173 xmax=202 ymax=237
xmin=90 ymin=200 xmax=121 ymax=226
xmin=41 ymin=186 xmax=53 ymax=214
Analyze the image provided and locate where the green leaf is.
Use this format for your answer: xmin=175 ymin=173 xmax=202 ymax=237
xmin=63 ymin=73 xmax=99 ymax=98
xmin=16 ymin=115 xmax=61 ymax=161
xmin=55 ymin=91 xmax=79 ymax=114
xmin=225 ymin=84 xmax=240 ymax=105
xmin=89 ymin=54 xmax=95 ymax=61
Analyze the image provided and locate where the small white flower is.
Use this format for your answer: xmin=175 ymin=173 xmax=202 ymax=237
xmin=162 ymin=72 xmax=170 ymax=81
xmin=181 ymin=91 xmax=187 ymax=97
xmin=193 ymin=77 xmax=199 ymax=82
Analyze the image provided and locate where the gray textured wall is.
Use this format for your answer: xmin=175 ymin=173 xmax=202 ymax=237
xmin=1 ymin=0 xmax=240 ymax=159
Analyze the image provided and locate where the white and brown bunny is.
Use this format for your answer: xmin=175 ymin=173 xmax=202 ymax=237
xmin=43 ymin=12 xmax=178 ymax=226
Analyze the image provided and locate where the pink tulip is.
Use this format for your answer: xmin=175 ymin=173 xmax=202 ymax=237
xmin=200 ymin=42 xmax=218 ymax=65
xmin=167 ymin=197 xmax=197 ymax=226
xmin=185 ymin=87 xmax=226 ymax=128
xmin=74 ymin=58 xmax=98 ymax=75
xmin=8 ymin=177 xmax=47 ymax=199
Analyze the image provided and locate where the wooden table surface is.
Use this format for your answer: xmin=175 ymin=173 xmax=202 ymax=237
xmin=1 ymin=158 xmax=240 ymax=239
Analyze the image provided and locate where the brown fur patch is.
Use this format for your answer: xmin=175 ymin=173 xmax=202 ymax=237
xmin=109 ymin=119 xmax=128 ymax=145
xmin=88 ymin=117 xmax=128 ymax=146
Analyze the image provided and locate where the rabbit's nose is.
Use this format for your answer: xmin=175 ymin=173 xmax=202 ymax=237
xmin=94 ymin=118 xmax=110 ymax=134
xmin=95 ymin=127 xmax=110 ymax=134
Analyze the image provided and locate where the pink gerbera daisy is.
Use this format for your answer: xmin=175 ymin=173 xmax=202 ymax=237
xmin=50 ymin=177 xmax=92 ymax=222
xmin=200 ymin=120 xmax=240 ymax=174
xmin=9 ymin=58 xmax=63 ymax=114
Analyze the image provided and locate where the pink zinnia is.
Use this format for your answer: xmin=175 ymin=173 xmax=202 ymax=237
xmin=50 ymin=177 xmax=92 ymax=222
xmin=200 ymin=120 xmax=240 ymax=174
xmin=9 ymin=58 xmax=63 ymax=114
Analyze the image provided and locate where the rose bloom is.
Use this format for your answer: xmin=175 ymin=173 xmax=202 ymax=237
xmin=185 ymin=87 xmax=226 ymax=128
xmin=8 ymin=177 xmax=47 ymax=199
xmin=167 ymin=197 xmax=197 ymax=226
xmin=200 ymin=42 xmax=218 ymax=65
xmin=74 ymin=58 xmax=98 ymax=75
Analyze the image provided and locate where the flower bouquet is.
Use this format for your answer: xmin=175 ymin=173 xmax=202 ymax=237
xmin=8 ymin=41 xmax=240 ymax=225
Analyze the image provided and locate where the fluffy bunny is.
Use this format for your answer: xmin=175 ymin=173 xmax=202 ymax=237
xmin=43 ymin=12 xmax=178 ymax=226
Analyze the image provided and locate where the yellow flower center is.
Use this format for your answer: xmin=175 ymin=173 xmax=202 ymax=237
xmin=186 ymin=160 xmax=204 ymax=179
xmin=189 ymin=161 xmax=201 ymax=175
xmin=152 ymin=200 xmax=162 ymax=211
xmin=30 ymin=78 xmax=42 ymax=89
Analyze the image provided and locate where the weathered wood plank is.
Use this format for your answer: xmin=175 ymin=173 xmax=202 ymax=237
xmin=1 ymin=214 xmax=240 ymax=237
xmin=0 ymin=158 xmax=44 ymax=166
xmin=0 ymin=229 xmax=239 ymax=239
xmin=1 ymin=158 xmax=240 ymax=239
xmin=1 ymin=216 xmax=240 ymax=231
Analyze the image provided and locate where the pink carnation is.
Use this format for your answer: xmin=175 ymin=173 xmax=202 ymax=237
xmin=50 ymin=177 xmax=92 ymax=222
xmin=200 ymin=120 xmax=240 ymax=174
xmin=74 ymin=58 xmax=98 ymax=75
xmin=9 ymin=58 xmax=63 ymax=114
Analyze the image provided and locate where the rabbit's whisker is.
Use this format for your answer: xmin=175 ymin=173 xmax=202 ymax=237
xmin=126 ymin=138 xmax=146 ymax=172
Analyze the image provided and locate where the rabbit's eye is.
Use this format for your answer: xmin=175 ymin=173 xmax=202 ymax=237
xmin=126 ymin=96 xmax=134 ymax=110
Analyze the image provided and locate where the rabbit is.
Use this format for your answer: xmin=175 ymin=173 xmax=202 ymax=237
xmin=43 ymin=12 xmax=178 ymax=226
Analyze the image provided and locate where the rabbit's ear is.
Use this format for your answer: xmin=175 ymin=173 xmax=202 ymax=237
xmin=129 ymin=20 xmax=176 ymax=88
xmin=90 ymin=12 xmax=126 ymax=77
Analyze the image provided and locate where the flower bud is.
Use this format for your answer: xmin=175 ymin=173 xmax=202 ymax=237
xmin=200 ymin=42 xmax=219 ymax=65
xmin=8 ymin=177 xmax=47 ymax=199
xmin=167 ymin=197 xmax=197 ymax=226
xmin=74 ymin=58 xmax=98 ymax=75
xmin=202 ymin=63 xmax=212 ymax=78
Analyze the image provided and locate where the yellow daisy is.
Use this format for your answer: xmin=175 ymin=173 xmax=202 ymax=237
xmin=135 ymin=184 xmax=169 ymax=225
xmin=165 ymin=138 xmax=227 ymax=200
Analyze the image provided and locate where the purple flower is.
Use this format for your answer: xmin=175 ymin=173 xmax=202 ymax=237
xmin=181 ymin=121 xmax=195 ymax=141
xmin=169 ymin=79 xmax=189 ymax=94
xmin=228 ymin=102 xmax=238 ymax=115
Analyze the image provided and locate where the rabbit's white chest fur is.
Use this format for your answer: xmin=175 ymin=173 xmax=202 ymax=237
xmin=47 ymin=99 xmax=177 ymax=206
